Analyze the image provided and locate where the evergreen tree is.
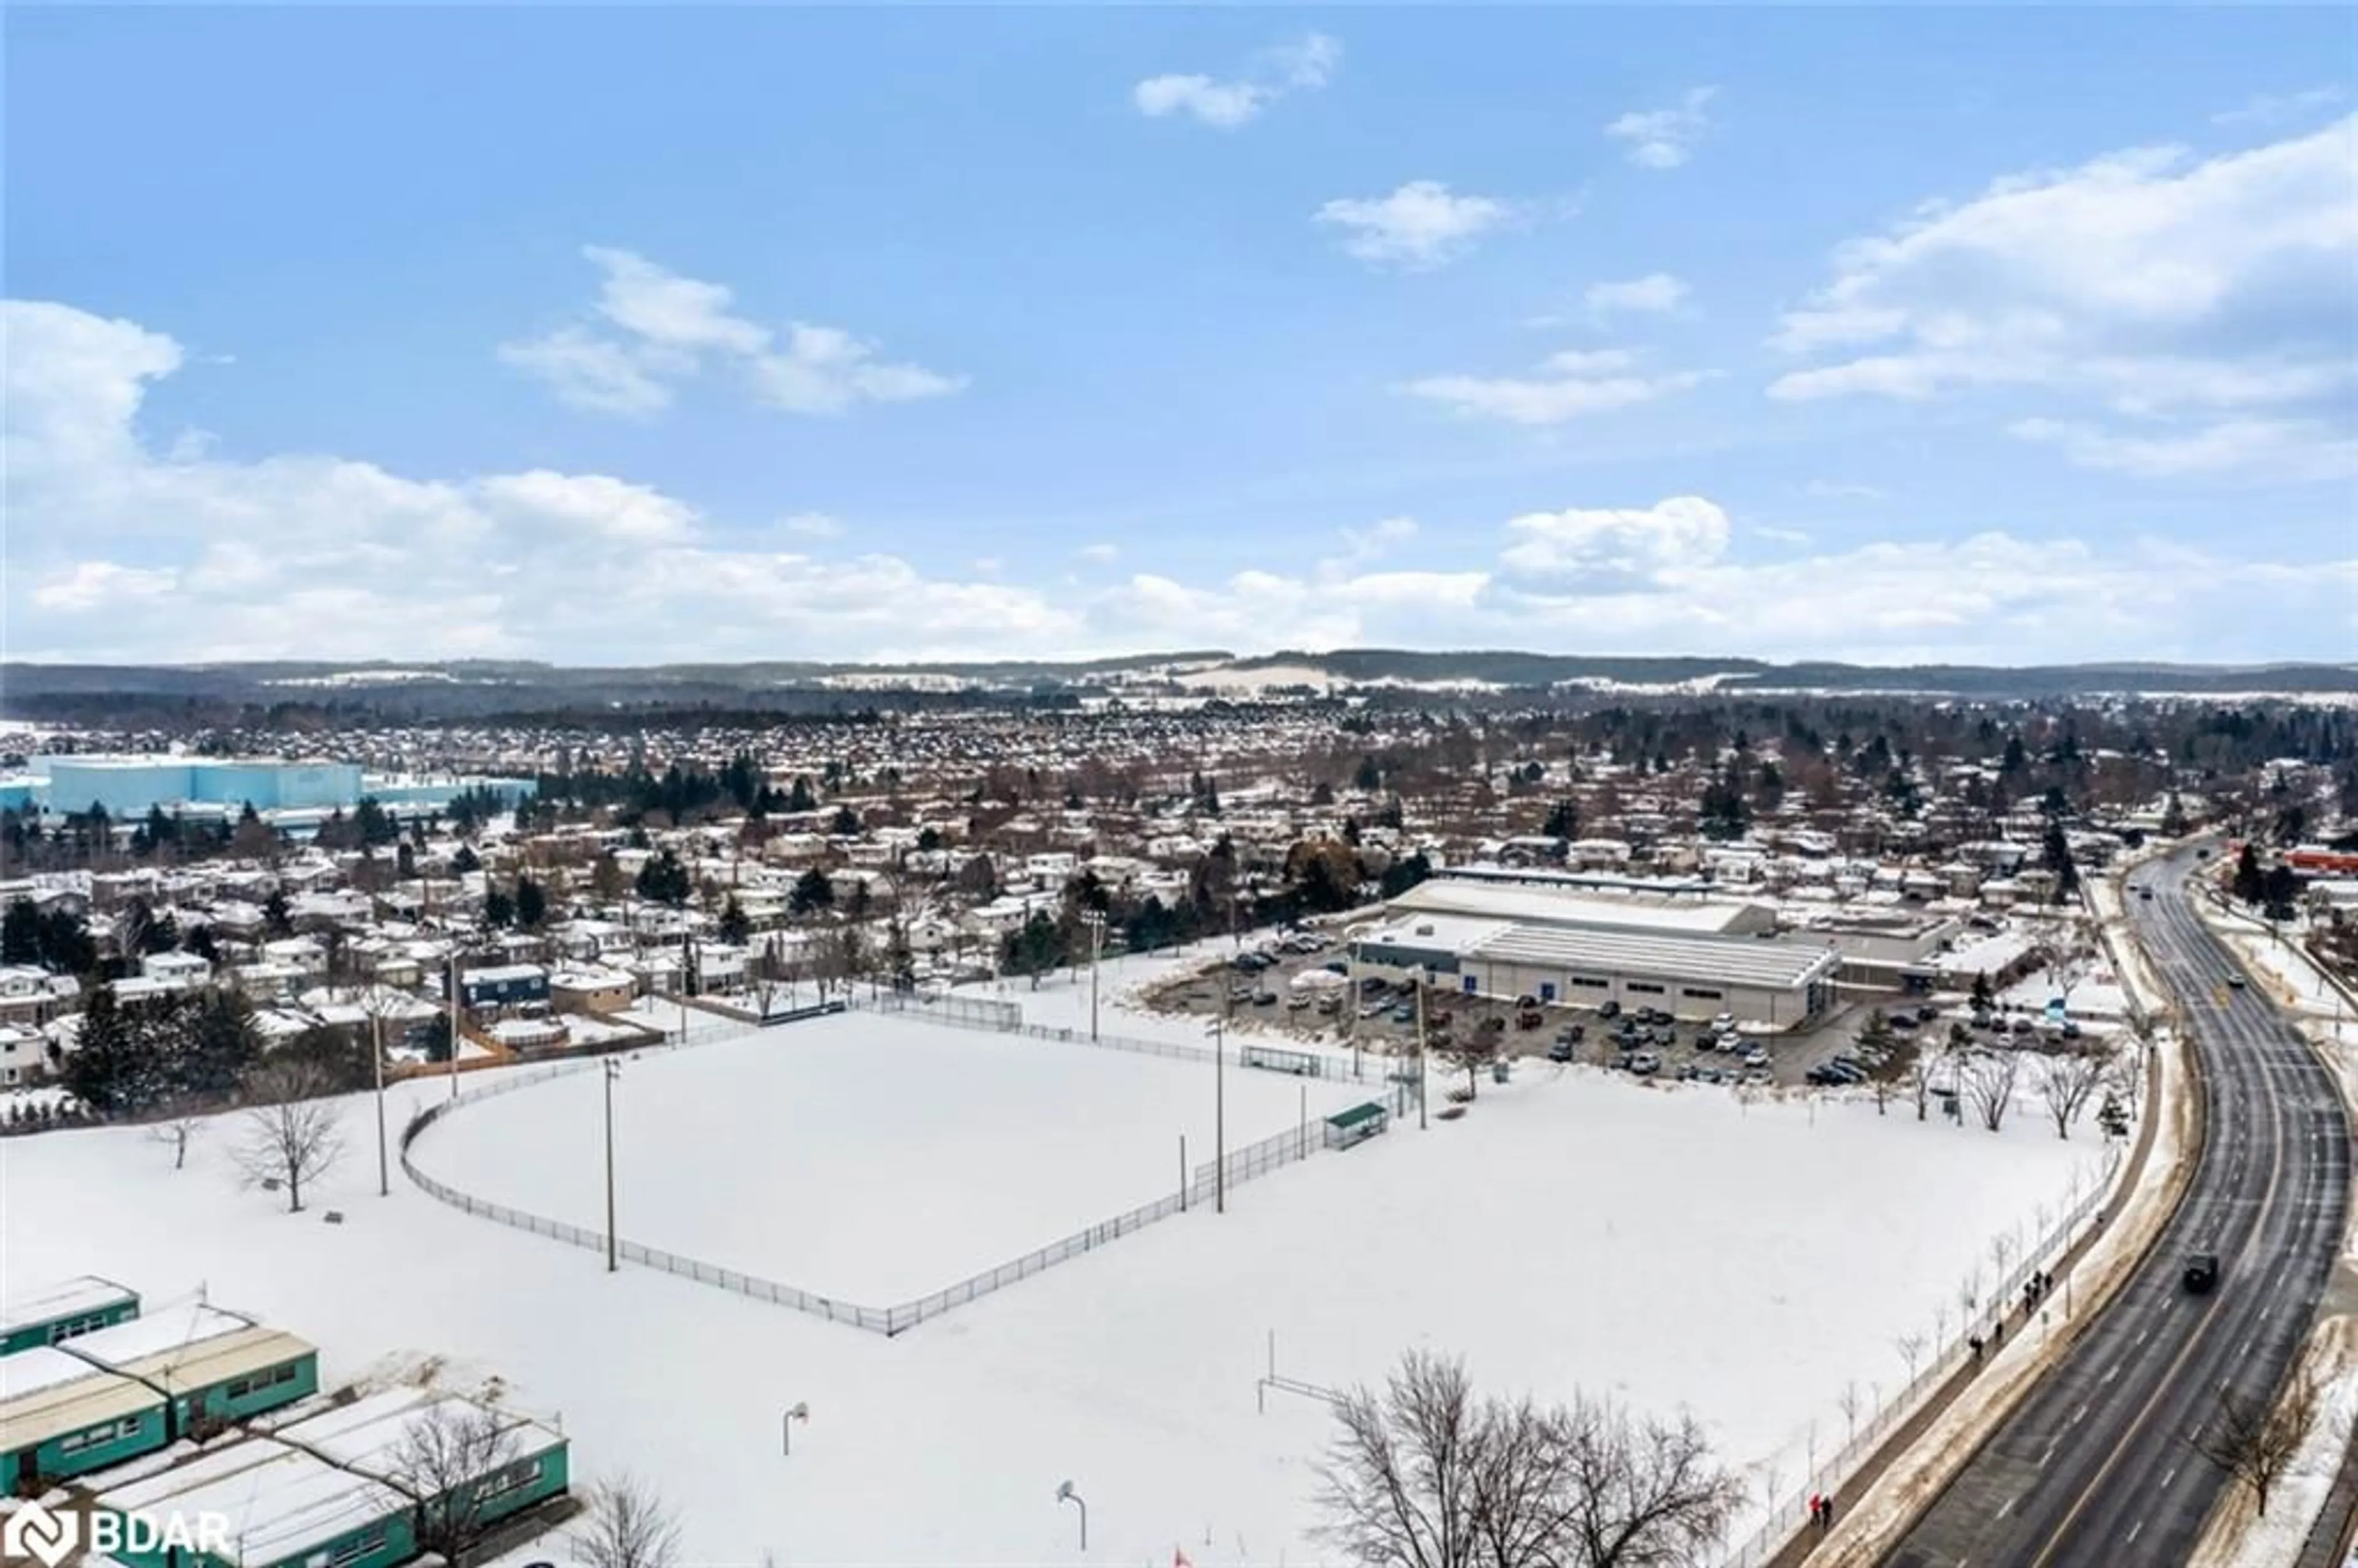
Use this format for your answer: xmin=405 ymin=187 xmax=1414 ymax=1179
xmin=515 ymin=875 xmax=548 ymax=929
xmin=2041 ymin=819 xmax=2081 ymax=901
xmin=63 ymin=985 xmax=163 ymax=1117
xmin=718 ymin=896 xmax=752 ymax=947
xmin=262 ymin=887 xmax=294 ymax=938
xmin=789 ymin=867 xmax=836 ymax=916
xmin=2232 ymin=842 xmax=2267 ymax=904
xmin=451 ymin=844 xmax=483 ymax=875
xmin=829 ymin=804 xmax=863 ymax=837
xmin=1 ymin=899 xmax=39 ymax=965
xmin=635 ymin=848 xmax=692 ymax=907
xmin=1542 ymin=798 xmax=1579 ymax=840
xmin=483 ymin=887 xmax=517 ymax=928
xmin=787 ymin=777 xmax=819 ymax=813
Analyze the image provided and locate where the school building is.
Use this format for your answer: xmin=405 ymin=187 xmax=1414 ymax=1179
xmin=1 ymin=1276 xmax=141 ymax=1356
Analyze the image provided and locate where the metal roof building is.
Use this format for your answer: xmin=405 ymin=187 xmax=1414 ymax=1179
xmin=94 ymin=1434 xmax=414 ymax=1568
xmin=1 ymin=1275 xmax=141 ymax=1356
xmin=60 ymin=1304 xmax=319 ymax=1438
xmin=0 ymin=1345 xmax=166 ymax=1483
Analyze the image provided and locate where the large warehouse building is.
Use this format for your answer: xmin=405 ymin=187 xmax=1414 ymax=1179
xmin=1347 ymin=873 xmax=1839 ymax=1029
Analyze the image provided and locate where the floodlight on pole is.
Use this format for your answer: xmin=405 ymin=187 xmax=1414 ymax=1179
xmin=602 ymin=1058 xmax=623 ymax=1273
xmin=368 ymin=995 xmax=390 ymax=1197
xmin=1080 ymin=910 xmax=1107 ymax=1042
xmin=1055 ymin=1480 xmax=1088 ymax=1551
xmin=782 ymin=1401 xmax=809 ymax=1456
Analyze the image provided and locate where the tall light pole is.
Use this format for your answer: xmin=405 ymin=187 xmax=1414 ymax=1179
xmin=1414 ymin=971 xmax=1430 ymax=1131
xmin=1080 ymin=910 xmax=1106 ymax=1041
xmin=1206 ymin=991 xmax=1230 ymax=1214
xmin=446 ymin=952 xmax=462 ymax=1100
xmin=1055 ymin=1481 xmax=1087 ymax=1551
xmin=782 ymin=1401 xmax=809 ymax=1456
xmin=369 ymin=999 xmax=389 ymax=1197
xmin=602 ymin=1058 xmax=622 ymax=1273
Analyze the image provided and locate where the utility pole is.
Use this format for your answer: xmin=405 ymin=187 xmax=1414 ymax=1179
xmin=370 ymin=1003 xmax=389 ymax=1197
xmin=1215 ymin=988 xmax=1230 ymax=1214
xmin=1415 ymin=972 xmax=1430 ymax=1131
xmin=603 ymin=1058 xmax=621 ymax=1273
xmin=1081 ymin=909 xmax=1105 ymax=1042
xmin=445 ymin=952 xmax=461 ymax=1101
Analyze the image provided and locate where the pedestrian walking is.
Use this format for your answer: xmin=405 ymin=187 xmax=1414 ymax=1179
xmin=1823 ymin=1493 xmax=1837 ymax=1529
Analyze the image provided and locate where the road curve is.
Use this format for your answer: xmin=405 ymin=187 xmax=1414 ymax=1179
xmin=1881 ymin=847 xmax=2352 ymax=1568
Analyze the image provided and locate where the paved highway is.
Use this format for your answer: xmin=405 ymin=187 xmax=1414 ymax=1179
xmin=1884 ymin=848 xmax=2352 ymax=1568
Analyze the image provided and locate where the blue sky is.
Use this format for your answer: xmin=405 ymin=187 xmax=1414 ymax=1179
xmin=6 ymin=6 xmax=2354 ymax=666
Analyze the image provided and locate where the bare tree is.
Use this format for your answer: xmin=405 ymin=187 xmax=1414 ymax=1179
xmin=1909 ymin=1047 xmax=1938 ymax=1122
xmin=572 ymin=1474 xmax=683 ymax=1568
xmin=149 ymin=1112 xmax=207 ymax=1171
xmin=1558 ymin=1392 xmax=1746 ymax=1568
xmin=2189 ymin=1371 xmax=2321 ymax=1520
xmin=2040 ymin=1044 xmax=2113 ymax=1139
xmin=1961 ymin=1049 xmax=2021 ymax=1133
xmin=391 ymin=1400 xmax=521 ymax=1560
xmin=1836 ymin=1381 xmax=1864 ymax=1448
xmin=232 ymin=1061 xmax=345 ymax=1213
xmin=1313 ymin=1349 xmax=1740 ymax=1568
xmin=1895 ymin=1331 xmax=1926 ymax=1381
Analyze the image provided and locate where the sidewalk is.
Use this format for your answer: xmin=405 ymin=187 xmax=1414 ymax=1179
xmin=1761 ymin=858 xmax=2193 ymax=1567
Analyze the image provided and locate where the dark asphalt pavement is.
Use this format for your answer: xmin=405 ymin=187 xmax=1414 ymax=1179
xmin=1882 ymin=848 xmax=2352 ymax=1568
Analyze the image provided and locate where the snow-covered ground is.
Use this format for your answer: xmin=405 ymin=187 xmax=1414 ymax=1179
xmin=411 ymin=1011 xmax=1366 ymax=1303
xmin=4 ymin=985 xmax=2100 ymax=1568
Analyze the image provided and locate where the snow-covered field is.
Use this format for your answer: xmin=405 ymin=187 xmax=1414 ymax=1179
xmin=2 ymin=955 xmax=2107 ymax=1567
xmin=411 ymin=1011 xmax=1367 ymax=1303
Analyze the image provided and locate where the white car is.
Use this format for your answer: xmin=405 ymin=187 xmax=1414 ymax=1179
xmin=1741 ymin=1046 xmax=1770 ymax=1070
xmin=1711 ymin=1012 xmax=1737 ymax=1033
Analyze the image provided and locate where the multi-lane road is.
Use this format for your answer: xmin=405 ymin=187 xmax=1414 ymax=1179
xmin=1884 ymin=848 xmax=2352 ymax=1568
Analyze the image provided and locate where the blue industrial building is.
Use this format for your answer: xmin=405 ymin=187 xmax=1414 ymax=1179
xmin=17 ymin=756 xmax=534 ymax=824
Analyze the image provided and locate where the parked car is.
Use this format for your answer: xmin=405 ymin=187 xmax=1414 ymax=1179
xmin=1555 ymin=1023 xmax=1586 ymax=1046
xmin=1253 ymin=988 xmax=1278 ymax=1006
xmin=1598 ymin=999 xmax=1622 ymax=1020
xmin=1915 ymin=1003 xmax=1940 ymax=1023
xmin=1742 ymin=1047 xmax=1770 ymax=1070
xmin=1630 ymin=1050 xmax=1662 ymax=1076
xmin=1711 ymin=1012 xmax=1736 ymax=1033
xmin=1546 ymin=1040 xmax=1576 ymax=1063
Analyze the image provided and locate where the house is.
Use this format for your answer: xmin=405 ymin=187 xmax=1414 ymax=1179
xmin=1 ymin=1276 xmax=140 ymax=1356
xmin=94 ymin=1434 xmax=416 ymax=1568
xmin=0 ymin=1022 xmax=59 ymax=1086
xmin=458 ymin=963 xmax=549 ymax=1011
xmin=139 ymin=950 xmax=214 ymax=988
xmin=0 ymin=966 xmax=79 ymax=1027
xmin=0 ymin=1346 xmax=167 ymax=1485
xmin=548 ymin=966 xmax=635 ymax=1014
xmin=60 ymin=1303 xmax=319 ymax=1440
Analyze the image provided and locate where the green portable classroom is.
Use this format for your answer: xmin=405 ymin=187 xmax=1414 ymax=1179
xmin=1 ymin=1276 xmax=141 ymax=1356
xmin=267 ymin=1384 xmax=572 ymax=1538
xmin=95 ymin=1435 xmax=416 ymax=1568
xmin=61 ymin=1303 xmax=318 ymax=1438
xmin=0 ymin=1345 xmax=169 ymax=1486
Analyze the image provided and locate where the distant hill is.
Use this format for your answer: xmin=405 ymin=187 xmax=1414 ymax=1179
xmin=2 ymin=650 xmax=2352 ymax=728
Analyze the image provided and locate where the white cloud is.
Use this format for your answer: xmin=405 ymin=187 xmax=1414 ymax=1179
xmin=1399 ymin=348 xmax=1717 ymax=425
xmin=1605 ymin=88 xmax=1718 ymax=169
xmin=1134 ymin=33 xmax=1339 ymax=129
xmin=1768 ymin=116 xmax=2358 ymax=479
xmin=1584 ymin=273 xmax=1689 ymax=314
xmin=496 ymin=327 xmax=675 ymax=417
xmin=1315 ymin=181 xmax=1513 ymax=270
xmin=778 ymin=512 xmax=845 ymax=539
xmin=34 ymin=560 xmax=178 ymax=612
xmin=749 ymin=323 xmax=967 ymax=415
xmin=10 ymin=297 xmax=2352 ymax=666
xmin=2214 ymin=87 xmax=2346 ymax=128
xmin=504 ymin=247 xmax=962 ymax=419
xmin=1496 ymin=497 xmax=1732 ymax=586
xmin=2007 ymin=416 xmax=2358 ymax=481
xmin=1754 ymin=526 xmax=1813 ymax=546
xmin=1077 ymin=543 xmax=1121 ymax=564
xmin=1804 ymin=480 xmax=1889 ymax=501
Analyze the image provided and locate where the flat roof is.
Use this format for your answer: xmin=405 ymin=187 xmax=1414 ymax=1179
xmin=0 ymin=1346 xmax=161 ymax=1450
xmin=95 ymin=1437 xmax=408 ymax=1564
xmin=1465 ymin=925 xmax=1841 ymax=991
xmin=1388 ymin=879 xmax=1769 ymax=936
xmin=264 ymin=1386 xmax=563 ymax=1476
xmin=66 ymin=1306 xmax=314 ymax=1397
xmin=2 ymin=1275 xmax=138 ymax=1335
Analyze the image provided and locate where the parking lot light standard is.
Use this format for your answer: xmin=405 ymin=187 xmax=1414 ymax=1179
xmin=1081 ymin=909 xmax=1106 ymax=1042
xmin=602 ymin=1057 xmax=623 ymax=1273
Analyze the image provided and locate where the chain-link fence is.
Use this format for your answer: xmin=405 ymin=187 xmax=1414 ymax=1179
xmin=400 ymin=1010 xmax=1334 ymax=1338
xmin=1713 ymin=1148 xmax=2117 ymax=1568
xmin=855 ymin=991 xmax=1368 ymax=1083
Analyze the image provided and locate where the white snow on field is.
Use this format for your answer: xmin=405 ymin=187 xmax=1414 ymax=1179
xmin=2 ymin=1012 xmax=2102 ymax=1568
xmin=411 ymin=1012 xmax=1367 ymax=1303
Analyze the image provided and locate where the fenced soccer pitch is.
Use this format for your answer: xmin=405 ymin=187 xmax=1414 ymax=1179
xmin=402 ymin=1001 xmax=1379 ymax=1334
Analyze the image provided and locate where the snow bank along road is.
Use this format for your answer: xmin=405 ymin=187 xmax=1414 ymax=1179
xmin=1883 ymin=848 xmax=2352 ymax=1568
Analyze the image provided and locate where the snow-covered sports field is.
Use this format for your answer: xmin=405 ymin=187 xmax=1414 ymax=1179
xmin=1 ymin=955 xmax=2114 ymax=1566
xmin=409 ymin=1011 xmax=1371 ymax=1302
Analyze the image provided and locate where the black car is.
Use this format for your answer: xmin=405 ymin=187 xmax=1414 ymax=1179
xmin=2183 ymin=1252 xmax=2220 ymax=1293
xmin=1598 ymin=1000 xmax=1622 ymax=1020
xmin=1546 ymin=1040 xmax=1577 ymax=1063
